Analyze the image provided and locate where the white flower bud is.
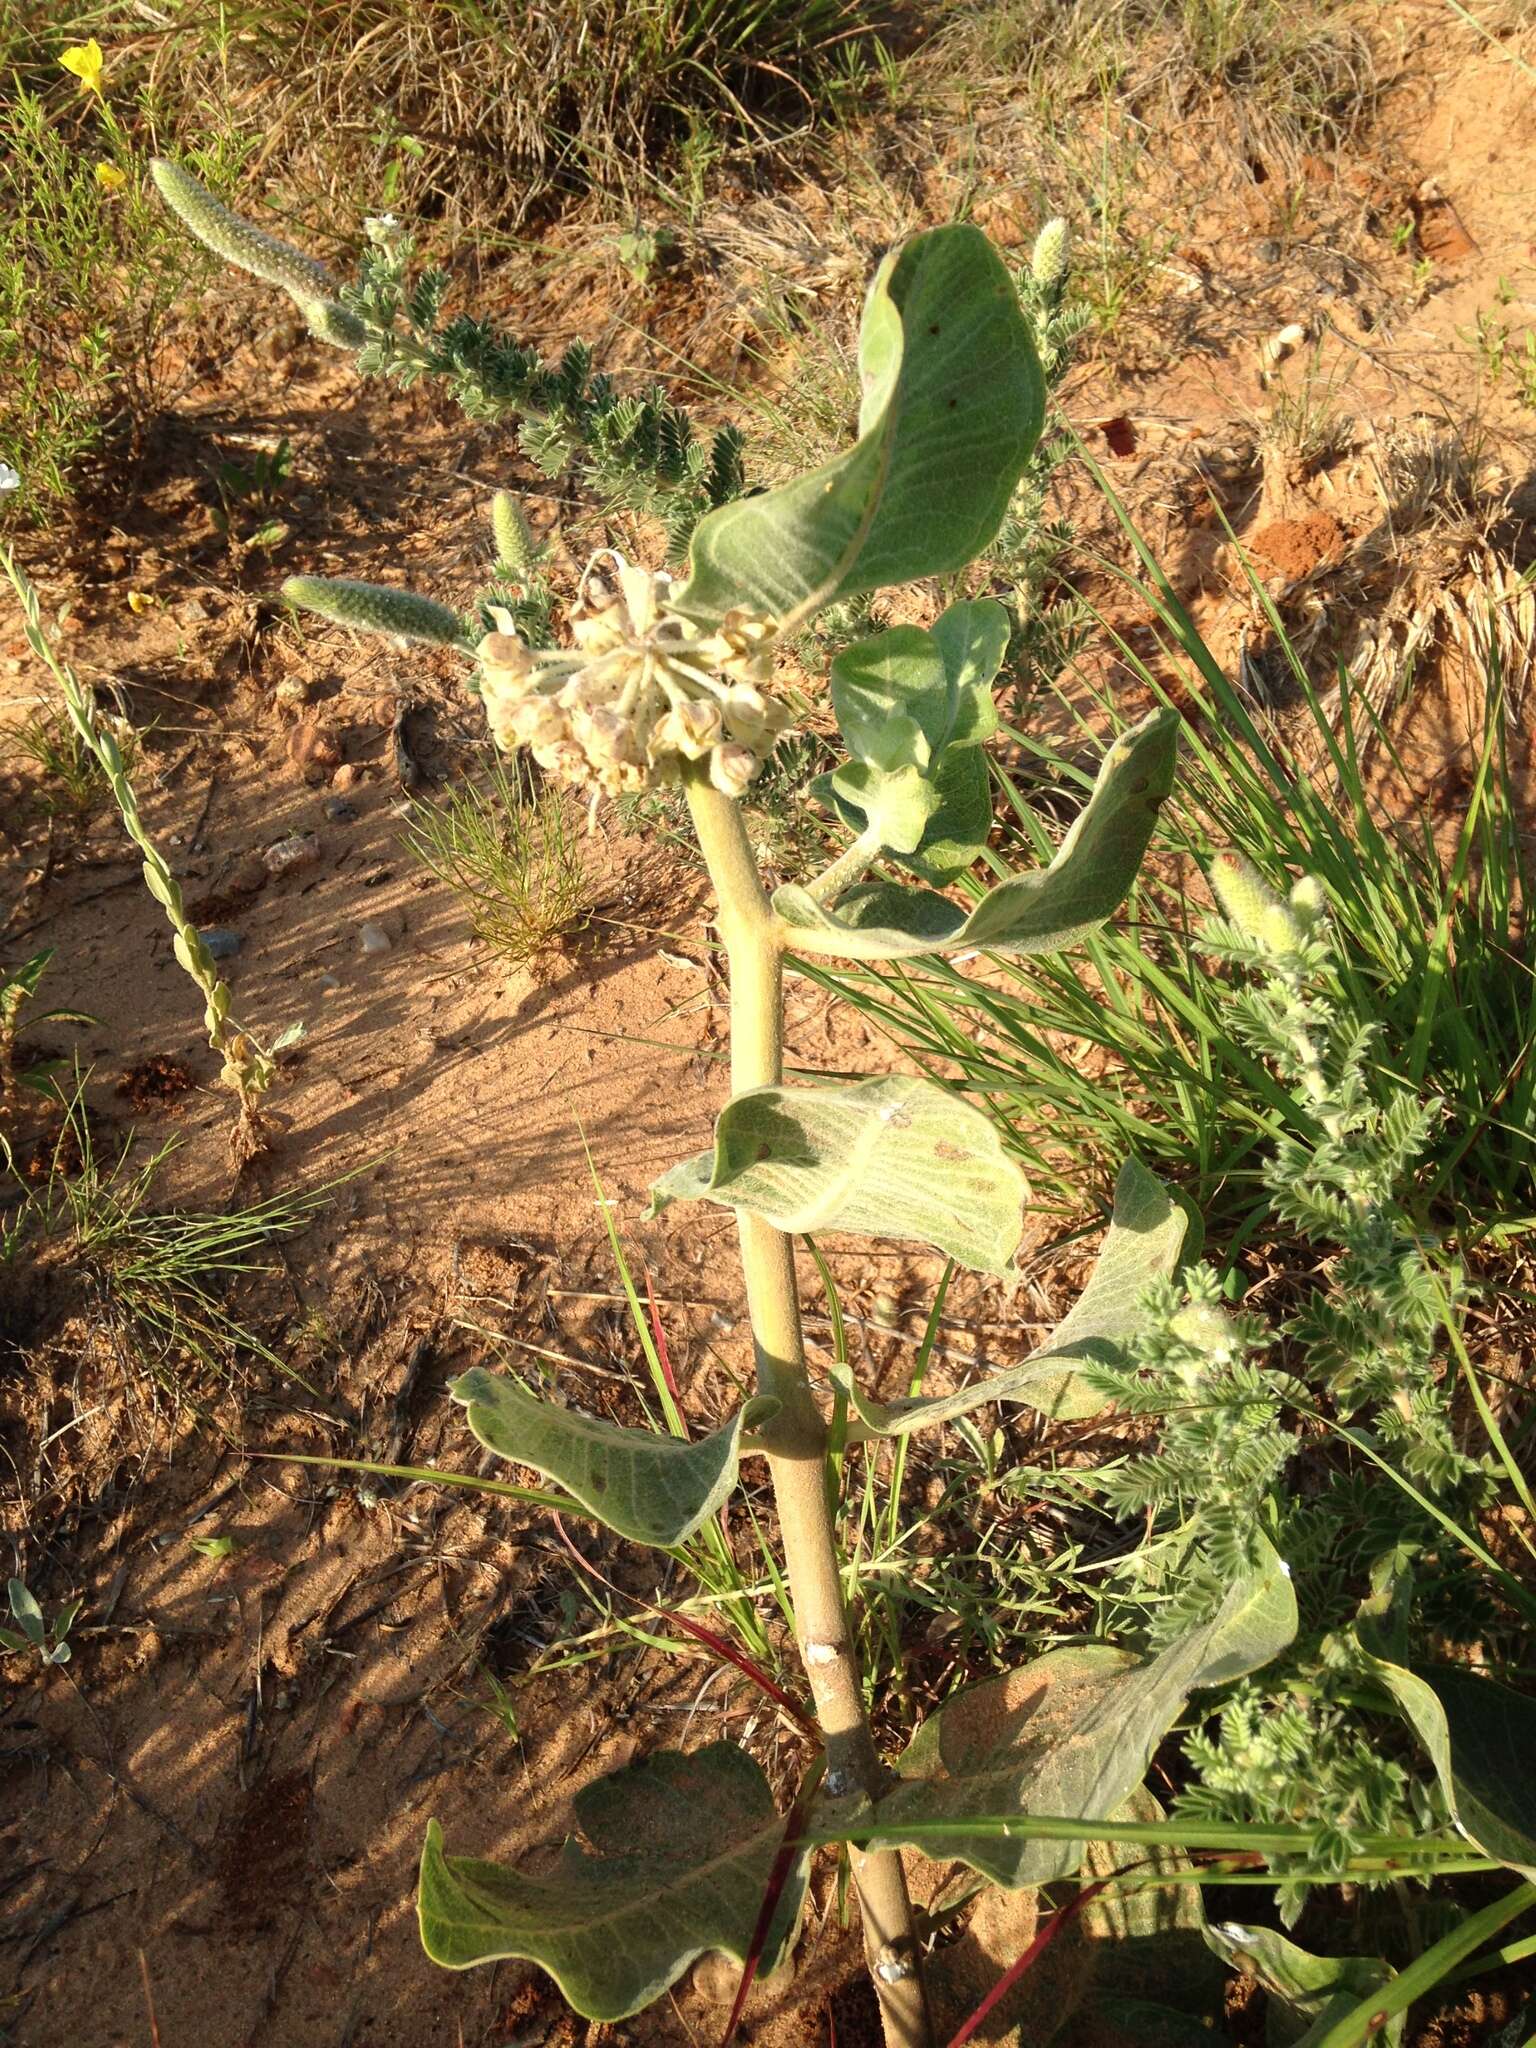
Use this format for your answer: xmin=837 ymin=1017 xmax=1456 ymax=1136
xmin=574 ymin=705 xmax=640 ymax=766
xmin=478 ymin=629 xmax=532 ymax=686
xmin=709 ymin=742 xmax=758 ymax=799
xmin=653 ymin=697 xmax=724 ymax=761
xmin=505 ymin=696 xmax=567 ymax=748
xmin=533 ymin=739 xmax=589 ymax=784
xmin=721 ymin=685 xmax=776 ymax=748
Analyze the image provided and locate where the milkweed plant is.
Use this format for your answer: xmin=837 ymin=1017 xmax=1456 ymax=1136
xmin=117 ymin=165 xmax=1536 ymax=2046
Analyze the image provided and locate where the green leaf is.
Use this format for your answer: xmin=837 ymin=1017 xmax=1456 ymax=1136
xmin=647 ymin=1074 xmax=1024 ymax=1274
xmin=1356 ymin=1640 xmax=1536 ymax=1877
xmin=419 ymin=1743 xmax=809 ymax=2019
xmin=839 ymin=1158 xmax=1186 ymax=1436
xmin=776 ymin=709 xmax=1178 ymax=961
xmin=1204 ymin=1923 xmax=1400 ymax=2048
xmin=828 ymin=758 xmax=942 ymax=855
xmin=677 ymin=226 xmax=1043 ymax=627
xmin=830 ymin=627 xmax=948 ymax=770
xmin=869 ymin=1546 xmax=1297 ymax=1888
xmin=899 ymin=747 xmax=996 ymax=885
xmin=930 ymin=599 xmax=1006 ymax=747
xmin=450 ymin=1369 xmax=772 ymax=1549
xmin=823 ymin=601 xmax=1009 ymax=871
xmin=7 ymin=1578 xmax=43 ymax=1647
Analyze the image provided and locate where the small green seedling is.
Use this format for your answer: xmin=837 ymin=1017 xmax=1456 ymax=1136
xmin=0 ymin=948 xmax=95 ymax=1123
xmin=212 ymin=434 xmax=293 ymax=552
xmin=614 ymin=225 xmax=677 ymax=287
xmin=0 ymin=1576 xmax=80 ymax=1667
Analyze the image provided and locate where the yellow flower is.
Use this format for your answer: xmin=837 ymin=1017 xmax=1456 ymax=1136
xmin=126 ymin=590 xmax=156 ymax=614
xmin=60 ymin=39 xmax=105 ymax=97
xmin=95 ymin=161 xmax=127 ymax=194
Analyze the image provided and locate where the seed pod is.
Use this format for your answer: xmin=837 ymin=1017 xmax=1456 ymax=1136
xmin=490 ymin=491 xmax=541 ymax=573
xmin=1030 ymin=217 xmax=1072 ymax=294
xmin=1210 ymin=852 xmax=1306 ymax=959
xmin=282 ymin=575 xmax=469 ymax=648
xmin=301 ymin=298 xmax=369 ymax=350
xmin=150 ymin=159 xmax=337 ymax=303
xmin=1169 ymin=1301 xmax=1243 ymax=1360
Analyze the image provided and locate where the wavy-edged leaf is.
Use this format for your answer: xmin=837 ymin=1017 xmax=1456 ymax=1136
xmin=450 ymin=1369 xmax=773 ymax=1548
xmin=841 ymin=1158 xmax=1185 ymax=1436
xmin=677 ymin=226 xmax=1042 ymax=627
xmin=646 ymin=1074 xmax=1024 ymax=1274
xmin=419 ymin=1743 xmax=810 ymax=2019
xmin=776 ymin=709 xmax=1179 ymax=960
xmin=1203 ymin=1923 xmax=1401 ymax=2048
xmin=1356 ymin=1638 xmax=1536 ymax=1877
xmin=868 ymin=1546 xmax=1297 ymax=1888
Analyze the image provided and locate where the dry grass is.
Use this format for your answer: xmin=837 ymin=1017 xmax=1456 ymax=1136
xmin=122 ymin=0 xmax=889 ymax=233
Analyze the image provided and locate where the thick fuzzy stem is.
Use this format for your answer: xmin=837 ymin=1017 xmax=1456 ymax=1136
xmin=685 ymin=772 xmax=933 ymax=2048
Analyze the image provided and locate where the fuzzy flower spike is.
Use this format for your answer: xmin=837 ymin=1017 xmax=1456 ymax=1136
xmin=476 ymin=550 xmax=789 ymax=801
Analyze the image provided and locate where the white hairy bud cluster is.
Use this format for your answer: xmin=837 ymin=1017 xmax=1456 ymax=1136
xmin=475 ymin=553 xmax=791 ymax=800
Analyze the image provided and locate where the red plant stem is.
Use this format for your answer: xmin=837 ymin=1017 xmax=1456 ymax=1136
xmin=643 ymin=1265 xmax=686 ymax=1423
xmin=943 ymin=1872 xmax=1124 ymax=2048
xmin=719 ymin=1767 xmax=823 ymax=2048
xmin=549 ymin=1513 xmax=817 ymax=1733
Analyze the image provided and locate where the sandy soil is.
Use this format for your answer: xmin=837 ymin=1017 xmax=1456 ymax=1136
xmin=3 ymin=3 xmax=1535 ymax=2042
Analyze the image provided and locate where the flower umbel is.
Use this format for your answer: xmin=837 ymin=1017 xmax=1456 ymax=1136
xmin=476 ymin=553 xmax=790 ymax=799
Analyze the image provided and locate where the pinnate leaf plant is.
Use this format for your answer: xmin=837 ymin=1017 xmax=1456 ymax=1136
xmin=144 ymin=174 xmax=1514 ymax=2044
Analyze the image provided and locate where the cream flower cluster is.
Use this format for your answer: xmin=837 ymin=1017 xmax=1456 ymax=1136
xmin=475 ymin=554 xmax=791 ymax=800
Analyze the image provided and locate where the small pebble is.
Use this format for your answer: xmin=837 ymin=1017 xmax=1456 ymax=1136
xmin=318 ymin=972 xmax=342 ymax=994
xmin=264 ymin=830 xmax=321 ymax=879
xmin=201 ymin=928 xmax=244 ymax=960
xmin=358 ymin=921 xmax=391 ymax=956
xmin=323 ymin=796 xmax=358 ymax=823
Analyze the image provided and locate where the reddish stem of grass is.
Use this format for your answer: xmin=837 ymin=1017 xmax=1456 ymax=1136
xmin=943 ymin=1872 xmax=1127 ymax=2048
xmin=643 ymin=1265 xmax=686 ymax=1423
xmin=720 ymin=1767 xmax=823 ymax=2048
xmin=549 ymin=1512 xmax=817 ymax=1732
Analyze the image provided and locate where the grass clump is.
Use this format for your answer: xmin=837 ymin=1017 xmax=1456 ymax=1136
xmin=3 ymin=700 xmax=141 ymax=820
xmin=2 ymin=1085 xmax=328 ymax=1392
xmin=142 ymin=0 xmax=885 ymax=229
xmin=404 ymin=754 xmax=597 ymax=968
xmin=818 ymin=534 xmax=1536 ymax=1237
